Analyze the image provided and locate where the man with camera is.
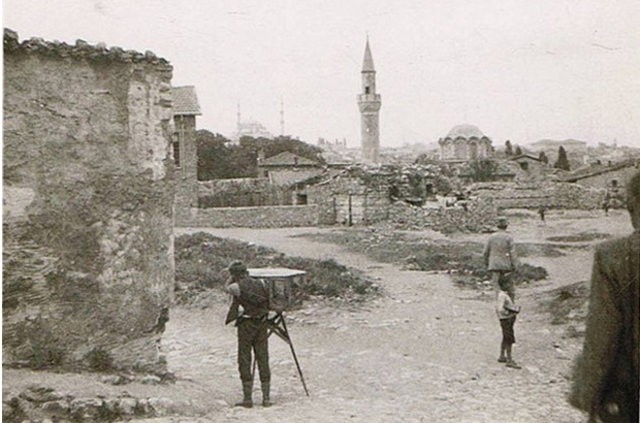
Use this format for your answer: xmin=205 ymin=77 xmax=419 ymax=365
xmin=225 ymin=260 xmax=273 ymax=408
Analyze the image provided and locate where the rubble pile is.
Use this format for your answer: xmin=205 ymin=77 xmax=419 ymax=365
xmin=3 ymin=384 xmax=189 ymax=423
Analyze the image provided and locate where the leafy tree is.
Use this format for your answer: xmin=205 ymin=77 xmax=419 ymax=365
xmin=505 ymin=140 xmax=514 ymax=156
xmin=553 ymin=146 xmax=571 ymax=171
xmin=468 ymin=159 xmax=498 ymax=182
xmin=433 ymin=173 xmax=453 ymax=194
xmin=538 ymin=151 xmax=549 ymax=164
xmin=196 ymin=132 xmax=325 ymax=180
xmin=514 ymin=146 xmax=523 ymax=156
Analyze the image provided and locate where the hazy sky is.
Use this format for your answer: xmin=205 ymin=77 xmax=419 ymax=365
xmin=4 ymin=0 xmax=640 ymax=148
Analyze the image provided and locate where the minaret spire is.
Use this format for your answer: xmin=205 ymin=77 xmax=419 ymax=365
xmin=362 ymin=37 xmax=375 ymax=72
xmin=357 ymin=37 xmax=381 ymax=164
xmin=280 ymin=97 xmax=285 ymax=136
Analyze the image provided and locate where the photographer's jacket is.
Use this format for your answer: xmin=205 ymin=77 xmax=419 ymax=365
xmin=225 ymin=275 xmax=270 ymax=324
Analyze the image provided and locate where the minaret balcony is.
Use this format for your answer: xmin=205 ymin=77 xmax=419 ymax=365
xmin=357 ymin=94 xmax=381 ymax=112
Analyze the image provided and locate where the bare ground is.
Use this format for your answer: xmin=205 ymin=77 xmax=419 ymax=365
xmin=3 ymin=209 xmax=632 ymax=422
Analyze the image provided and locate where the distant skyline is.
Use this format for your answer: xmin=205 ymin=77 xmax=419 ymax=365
xmin=4 ymin=0 xmax=640 ymax=148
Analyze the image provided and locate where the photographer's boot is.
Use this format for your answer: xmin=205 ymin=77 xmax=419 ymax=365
xmin=261 ymin=382 xmax=272 ymax=407
xmin=235 ymin=381 xmax=253 ymax=408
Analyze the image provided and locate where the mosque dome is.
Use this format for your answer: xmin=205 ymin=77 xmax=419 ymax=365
xmin=445 ymin=124 xmax=485 ymax=139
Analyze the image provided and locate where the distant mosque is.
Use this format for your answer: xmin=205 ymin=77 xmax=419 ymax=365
xmin=231 ymin=104 xmax=274 ymax=143
xmin=357 ymin=38 xmax=382 ymax=164
xmin=438 ymin=124 xmax=493 ymax=162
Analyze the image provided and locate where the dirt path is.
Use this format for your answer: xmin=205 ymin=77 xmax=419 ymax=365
xmin=164 ymin=226 xmax=589 ymax=422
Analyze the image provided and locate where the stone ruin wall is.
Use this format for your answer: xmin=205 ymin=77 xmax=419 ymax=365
xmin=471 ymin=182 xmax=608 ymax=210
xmin=3 ymin=30 xmax=175 ymax=372
xmin=196 ymin=178 xmax=292 ymax=208
xmin=183 ymin=205 xmax=319 ymax=228
xmin=385 ymin=197 xmax=499 ymax=233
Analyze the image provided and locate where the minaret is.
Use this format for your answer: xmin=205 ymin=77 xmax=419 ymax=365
xmin=280 ymin=97 xmax=285 ymax=136
xmin=357 ymin=37 xmax=381 ymax=163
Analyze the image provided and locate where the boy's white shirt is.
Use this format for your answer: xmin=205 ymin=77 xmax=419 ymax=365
xmin=496 ymin=290 xmax=516 ymax=319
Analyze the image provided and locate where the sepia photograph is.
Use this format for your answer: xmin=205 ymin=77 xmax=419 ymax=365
xmin=3 ymin=1 xmax=639 ymax=421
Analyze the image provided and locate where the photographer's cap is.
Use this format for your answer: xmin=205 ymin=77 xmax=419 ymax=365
xmin=228 ymin=260 xmax=248 ymax=275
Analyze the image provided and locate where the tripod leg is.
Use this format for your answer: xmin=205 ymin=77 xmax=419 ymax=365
xmin=281 ymin=316 xmax=309 ymax=396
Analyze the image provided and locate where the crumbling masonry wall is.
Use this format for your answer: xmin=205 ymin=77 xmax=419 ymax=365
xmin=182 ymin=205 xmax=319 ymax=228
xmin=3 ymin=30 xmax=175 ymax=372
xmin=471 ymin=182 xmax=608 ymax=210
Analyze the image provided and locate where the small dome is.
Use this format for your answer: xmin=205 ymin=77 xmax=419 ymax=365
xmin=446 ymin=124 xmax=485 ymax=139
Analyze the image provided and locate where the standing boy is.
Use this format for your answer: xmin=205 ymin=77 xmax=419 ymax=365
xmin=496 ymin=275 xmax=521 ymax=369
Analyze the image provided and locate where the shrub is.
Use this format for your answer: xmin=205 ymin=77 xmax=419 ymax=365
xmin=86 ymin=347 xmax=114 ymax=372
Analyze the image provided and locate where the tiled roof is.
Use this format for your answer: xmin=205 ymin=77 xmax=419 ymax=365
xmin=508 ymin=154 xmax=543 ymax=162
xmin=260 ymin=151 xmax=320 ymax=167
xmin=561 ymin=159 xmax=638 ymax=182
xmin=172 ymin=86 xmax=201 ymax=116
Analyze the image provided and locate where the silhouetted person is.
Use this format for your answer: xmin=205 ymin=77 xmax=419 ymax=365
xmin=538 ymin=206 xmax=546 ymax=223
xmin=569 ymin=171 xmax=639 ymax=422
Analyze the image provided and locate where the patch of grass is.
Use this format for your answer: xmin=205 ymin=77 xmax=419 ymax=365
xmin=86 ymin=347 xmax=114 ymax=372
xmin=517 ymin=243 xmax=567 ymax=258
xmin=303 ymin=229 xmax=549 ymax=291
xmin=174 ymin=232 xmax=379 ymax=305
xmin=547 ymin=232 xmax=612 ymax=243
xmin=29 ymin=342 xmax=66 ymax=370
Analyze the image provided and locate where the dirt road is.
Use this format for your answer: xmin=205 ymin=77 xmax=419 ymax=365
xmin=6 ymin=210 xmax=628 ymax=422
xmin=165 ymin=217 xmax=611 ymax=422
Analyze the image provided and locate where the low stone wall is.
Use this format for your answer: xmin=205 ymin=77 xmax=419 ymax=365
xmin=178 ymin=205 xmax=319 ymax=228
xmin=197 ymin=178 xmax=291 ymax=208
xmin=386 ymin=197 xmax=498 ymax=233
xmin=472 ymin=182 xmax=608 ymax=210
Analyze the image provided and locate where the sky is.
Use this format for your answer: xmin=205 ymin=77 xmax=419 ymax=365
xmin=4 ymin=0 xmax=640 ymax=148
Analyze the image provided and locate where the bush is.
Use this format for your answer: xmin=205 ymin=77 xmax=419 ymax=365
xmin=86 ymin=347 xmax=114 ymax=372
xmin=30 ymin=342 xmax=66 ymax=369
xmin=174 ymin=233 xmax=379 ymax=305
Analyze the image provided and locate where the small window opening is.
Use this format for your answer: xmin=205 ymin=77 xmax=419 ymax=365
xmin=172 ymin=140 xmax=180 ymax=166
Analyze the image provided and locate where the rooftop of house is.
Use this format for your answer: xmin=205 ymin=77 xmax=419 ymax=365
xmin=561 ymin=158 xmax=639 ymax=182
xmin=508 ymin=154 xmax=544 ymax=162
xmin=172 ymin=86 xmax=201 ymax=116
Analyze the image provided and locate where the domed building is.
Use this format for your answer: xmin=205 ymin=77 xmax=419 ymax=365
xmin=438 ymin=124 xmax=493 ymax=162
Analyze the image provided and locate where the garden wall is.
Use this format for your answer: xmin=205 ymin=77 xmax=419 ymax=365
xmin=180 ymin=205 xmax=319 ymax=228
xmin=472 ymin=182 xmax=608 ymax=210
xmin=197 ymin=178 xmax=292 ymax=208
xmin=3 ymin=30 xmax=174 ymax=372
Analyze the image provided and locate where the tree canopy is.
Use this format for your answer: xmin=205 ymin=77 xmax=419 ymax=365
xmin=468 ymin=159 xmax=498 ymax=182
xmin=196 ymin=131 xmax=325 ymax=180
xmin=553 ymin=146 xmax=571 ymax=171
xmin=505 ymin=140 xmax=513 ymax=156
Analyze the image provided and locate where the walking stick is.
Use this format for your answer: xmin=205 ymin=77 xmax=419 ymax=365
xmin=267 ymin=313 xmax=310 ymax=396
